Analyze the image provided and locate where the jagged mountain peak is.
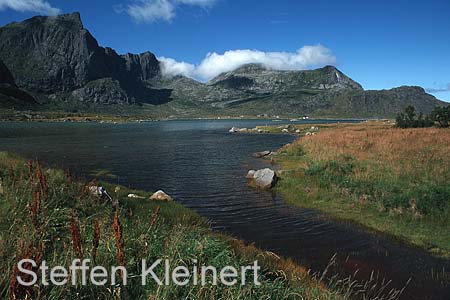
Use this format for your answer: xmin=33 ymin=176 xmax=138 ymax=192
xmin=11 ymin=12 xmax=84 ymax=30
xmin=0 ymin=12 xmax=163 ymax=104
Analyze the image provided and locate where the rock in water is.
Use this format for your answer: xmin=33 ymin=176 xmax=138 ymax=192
xmin=150 ymin=190 xmax=173 ymax=201
xmin=246 ymin=170 xmax=256 ymax=179
xmin=253 ymin=168 xmax=277 ymax=189
xmin=252 ymin=150 xmax=271 ymax=158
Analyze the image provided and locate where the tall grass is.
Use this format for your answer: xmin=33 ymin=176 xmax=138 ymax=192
xmin=0 ymin=152 xmax=350 ymax=300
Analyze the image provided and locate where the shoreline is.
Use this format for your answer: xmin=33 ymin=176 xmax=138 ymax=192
xmin=0 ymin=151 xmax=349 ymax=299
xmin=262 ymin=121 xmax=450 ymax=259
xmin=0 ymin=108 xmax=373 ymax=123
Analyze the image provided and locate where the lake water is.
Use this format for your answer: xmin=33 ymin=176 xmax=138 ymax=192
xmin=0 ymin=120 xmax=449 ymax=300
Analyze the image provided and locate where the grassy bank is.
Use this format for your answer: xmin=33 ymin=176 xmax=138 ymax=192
xmin=0 ymin=152 xmax=348 ymax=300
xmin=270 ymin=122 xmax=450 ymax=258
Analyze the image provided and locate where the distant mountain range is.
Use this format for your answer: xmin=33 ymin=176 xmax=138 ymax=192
xmin=0 ymin=12 xmax=446 ymax=117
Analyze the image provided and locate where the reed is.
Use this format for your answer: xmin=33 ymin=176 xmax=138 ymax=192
xmin=149 ymin=205 xmax=161 ymax=229
xmin=92 ymin=219 xmax=101 ymax=264
xmin=113 ymin=210 xmax=126 ymax=273
xmin=9 ymin=241 xmax=44 ymax=300
xmin=30 ymin=190 xmax=40 ymax=230
xmin=70 ymin=213 xmax=83 ymax=258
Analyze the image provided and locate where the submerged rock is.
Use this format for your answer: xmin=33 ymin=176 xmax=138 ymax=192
xmin=252 ymin=150 xmax=271 ymax=158
xmin=229 ymin=127 xmax=250 ymax=133
xmin=150 ymin=190 xmax=173 ymax=201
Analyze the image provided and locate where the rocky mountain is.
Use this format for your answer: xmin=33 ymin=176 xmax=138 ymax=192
xmin=316 ymin=86 xmax=444 ymax=117
xmin=0 ymin=58 xmax=36 ymax=109
xmin=157 ymin=64 xmax=445 ymax=117
xmin=0 ymin=59 xmax=15 ymax=85
xmin=0 ymin=12 xmax=446 ymax=117
xmin=0 ymin=12 xmax=169 ymax=105
xmin=210 ymin=64 xmax=362 ymax=91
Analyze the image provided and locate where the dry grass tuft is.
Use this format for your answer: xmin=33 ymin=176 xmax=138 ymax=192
xmin=296 ymin=123 xmax=450 ymax=178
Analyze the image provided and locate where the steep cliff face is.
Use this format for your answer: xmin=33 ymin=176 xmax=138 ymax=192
xmin=0 ymin=59 xmax=36 ymax=109
xmin=0 ymin=12 xmax=163 ymax=104
xmin=122 ymin=52 xmax=161 ymax=81
xmin=0 ymin=13 xmax=106 ymax=91
xmin=0 ymin=59 xmax=15 ymax=86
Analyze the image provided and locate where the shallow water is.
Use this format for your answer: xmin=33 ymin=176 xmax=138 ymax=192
xmin=0 ymin=120 xmax=449 ymax=299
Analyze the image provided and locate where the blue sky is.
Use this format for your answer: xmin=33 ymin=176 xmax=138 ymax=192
xmin=0 ymin=0 xmax=449 ymax=101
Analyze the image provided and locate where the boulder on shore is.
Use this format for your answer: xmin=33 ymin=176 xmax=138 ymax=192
xmin=150 ymin=190 xmax=173 ymax=201
xmin=88 ymin=185 xmax=113 ymax=201
xmin=127 ymin=193 xmax=145 ymax=199
xmin=89 ymin=186 xmax=107 ymax=197
xmin=247 ymin=168 xmax=277 ymax=189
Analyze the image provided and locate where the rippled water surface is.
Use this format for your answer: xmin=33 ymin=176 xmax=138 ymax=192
xmin=0 ymin=120 xmax=449 ymax=300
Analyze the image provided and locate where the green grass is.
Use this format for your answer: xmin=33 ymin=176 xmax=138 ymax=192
xmin=272 ymin=123 xmax=450 ymax=259
xmin=0 ymin=152 xmax=346 ymax=300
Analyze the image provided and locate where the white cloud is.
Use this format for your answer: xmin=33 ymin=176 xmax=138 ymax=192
xmin=177 ymin=0 xmax=215 ymax=6
xmin=0 ymin=0 xmax=61 ymax=15
xmin=125 ymin=0 xmax=175 ymax=23
xmin=121 ymin=0 xmax=216 ymax=23
xmin=159 ymin=57 xmax=196 ymax=77
xmin=159 ymin=45 xmax=337 ymax=81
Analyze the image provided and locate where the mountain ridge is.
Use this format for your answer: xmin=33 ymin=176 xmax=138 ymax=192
xmin=0 ymin=12 xmax=446 ymax=117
